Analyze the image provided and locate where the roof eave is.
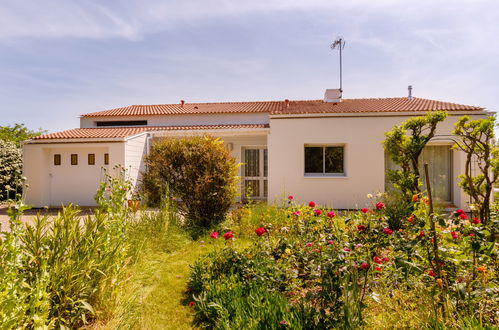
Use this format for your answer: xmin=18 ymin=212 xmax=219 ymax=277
xmin=269 ymin=109 xmax=490 ymax=119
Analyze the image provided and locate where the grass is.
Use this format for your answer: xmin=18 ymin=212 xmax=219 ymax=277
xmin=94 ymin=214 xmax=250 ymax=330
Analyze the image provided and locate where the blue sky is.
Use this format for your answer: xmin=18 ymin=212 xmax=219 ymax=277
xmin=1 ymin=0 xmax=498 ymax=132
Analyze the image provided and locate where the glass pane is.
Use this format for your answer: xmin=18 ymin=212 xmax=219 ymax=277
xmin=264 ymin=180 xmax=268 ymax=198
xmin=244 ymin=180 xmax=260 ymax=198
xmin=263 ymin=149 xmax=268 ymax=177
xmin=244 ymin=149 xmax=260 ymax=177
xmin=305 ymin=147 xmax=323 ymax=173
xmin=325 ymin=147 xmax=344 ymax=173
xmin=385 ymin=146 xmax=451 ymax=201
xmin=419 ymin=146 xmax=451 ymax=201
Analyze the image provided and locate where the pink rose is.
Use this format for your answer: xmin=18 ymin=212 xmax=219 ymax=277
xmin=314 ymin=209 xmax=322 ymax=216
xmin=383 ymin=228 xmax=393 ymax=235
xmin=210 ymin=232 xmax=218 ymax=239
xmin=327 ymin=211 xmax=336 ymax=218
xmin=308 ymin=201 xmax=316 ymax=207
xmin=255 ymin=227 xmax=266 ymax=236
xmin=375 ymin=202 xmax=385 ymax=210
xmin=361 ymin=208 xmax=369 ymax=214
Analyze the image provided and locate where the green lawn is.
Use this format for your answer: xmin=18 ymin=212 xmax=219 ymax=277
xmin=96 ymin=223 xmax=248 ymax=330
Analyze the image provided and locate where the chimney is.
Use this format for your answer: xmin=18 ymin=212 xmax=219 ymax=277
xmin=284 ymin=99 xmax=290 ymax=108
xmin=408 ymin=86 xmax=413 ymax=100
xmin=180 ymin=100 xmax=185 ymax=107
xmin=324 ymin=89 xmax=342 ymax=103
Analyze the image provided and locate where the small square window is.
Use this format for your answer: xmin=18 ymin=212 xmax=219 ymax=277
xmin=88 ymin=154 xmax=95 ymax=165
xmin=304 ymin=145 xmax=344 ymax=176
xmin=104 ymin=153 xmax=109 ymax=165
xmin=71 ymin=154 xmax=78 ymax=166
xmin=54 ymin=154 xmax=61 ymax=166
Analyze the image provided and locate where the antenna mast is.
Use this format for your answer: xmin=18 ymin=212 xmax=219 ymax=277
xmin=330 ymin=37 xmax=346 ymax=92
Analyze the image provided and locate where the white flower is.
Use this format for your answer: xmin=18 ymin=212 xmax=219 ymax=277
xmin=367 ymin=194 xmax=373 ymax=199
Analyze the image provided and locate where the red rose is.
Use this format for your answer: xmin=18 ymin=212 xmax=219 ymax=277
xmin=210 ymin=231 xmax=218 ymax=239
xmin=288 ymin=195 xmax=294 ymax=200
xmin=427 ymin=269 xmax=436 ymax=277
xmin=357 ymin=224 xmax=366 ymax=232
xmin=382 ymin=257 xmax=390 ymax=263
xmin=343 ymin=247 xmax=351 ymax=252
xmin=456 ymin=209 xmax=465 ymax=215
xmin=360 ymin=262 xmax=370 ymax=270
xmin=188 ymin=301 xmax=196 ymax=307
xmin=469 ymin=233 xmax=475 ymax=237
xmin=407 ymin=215 xmax=415 ymax=223
xmin=472 ymin=217 xmax=481 ymax=224
xmin=327 ymin=211 xmax=336 ymax=218
xmin=223 ymin=231 xmax=234 ymax=240
xmin=361 ymin=208 xmax=369 ymax=214
xmin=375 ymin=266 xmax=382 ymax=272
xmin=459 ymin=213 xmax=468 ymax=220
xmin=383 ymin=228 xmax=393 ymax=235
xmin=375 ymin=202 xmax=385 ymax=210
xmin=255 ymin=227 xmax=266 ymax=236
xmin=292 ymin=211 xmax=301 ymax=216
xmin=314 ymin=209 xmax=322 ymax=216
xmin=306 ymin=242 xmax=313 ymax=247
xmin=373 ymin=256 xmax=382 ymax=264
xmin=327 ymin=240 xmax=334 ymax=245
xmin=419 ymin=231 xmax=425 ymax=237
xmin=451 ymin=231 xmax=458 ymax=239
xmin=412 ymin=194 xmax=419 ymax=202
xmin=308 ymin=201 xmax=316 ymax=207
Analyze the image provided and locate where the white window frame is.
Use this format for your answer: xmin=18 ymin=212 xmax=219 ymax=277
xmin=304 ymin=144 xmax=346 ymax=177
xmin=241 ymin=146 xmax=268 ymax=199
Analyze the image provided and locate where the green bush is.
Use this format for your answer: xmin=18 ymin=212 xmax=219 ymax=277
xmin=141 ymin=136 xmax=239 ymax=229
xmin=0 ymin=168 xmax=134 ymax=328
xmin=0 ymin=139 xmax=23 ymax=201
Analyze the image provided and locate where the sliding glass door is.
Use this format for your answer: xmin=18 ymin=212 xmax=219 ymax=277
xmin=242 ymin=147 xmax=268 ymax=200
xmin=385 ymin=145 xmax=452 ymax=201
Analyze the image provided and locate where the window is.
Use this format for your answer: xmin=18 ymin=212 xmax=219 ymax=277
xmin=104 ymin=153 xmax=109 ymax=165
xmin=54 ymin=154 xmax=61 ymax=166
xmin=304 ymin=146 xmax=344 ymax=175
xmin=71 ymin=154 xmax=78 ymax=165
xmin=96 ymin=120 xmax=147 ymax=127
xmin=88 ymin=154 xmax=95 ymax=165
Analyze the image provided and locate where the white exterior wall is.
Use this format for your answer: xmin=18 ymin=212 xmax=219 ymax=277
xmin=267 ymin=113 xmax=489 ymax=210
xmin=80 ymin=112 xmax=269 ymax=128
xmin=23 ymin=142 xmax=125 ymax=207
xmin=124 ymin=134 xmax=149 ymax=192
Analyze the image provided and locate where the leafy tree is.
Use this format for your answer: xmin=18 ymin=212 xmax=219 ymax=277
xmin=0 ymin=139 xmax=23 ymax=200
xmin=383 ymin=111 xmax=448 ymax=199
xmin=141 ymin=136 xmax=239 ymax=230
xmin=452 ymin=115 xmax=499 ymax=224
xmin=0 ymin=123 xmax=46 ymax=146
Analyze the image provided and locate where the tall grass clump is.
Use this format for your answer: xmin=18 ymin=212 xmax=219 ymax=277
xmin=0 ymin=167 xmax=134 ymax=328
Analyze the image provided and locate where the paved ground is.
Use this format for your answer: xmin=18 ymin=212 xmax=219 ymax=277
xmin=0 ymin=204 xmax=95 ymax=233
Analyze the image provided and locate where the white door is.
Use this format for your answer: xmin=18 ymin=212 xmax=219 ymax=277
xmin=242 ymin=147 xmax=268 ymax=200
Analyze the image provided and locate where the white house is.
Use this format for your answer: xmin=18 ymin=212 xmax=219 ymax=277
xmin=23 ymin=90 xmax=491 ymax=209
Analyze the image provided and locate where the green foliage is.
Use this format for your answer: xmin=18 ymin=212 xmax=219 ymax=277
xmin=188 ymin=198 xmax=497 ymax=328
xmin=0 ymin=123 xmax=46 ymax=146
xmin=453 ymin=115 xmax=499 ymax=223
xmin=0 ymin=167 xmax=134 ymax=328
xmin=383 ymin=111 xmax=447 ymax=199
xmin=0 ymin=139 xmax=23 ymax=201
xmin=141 ymin=136 xmax=239 ymax=229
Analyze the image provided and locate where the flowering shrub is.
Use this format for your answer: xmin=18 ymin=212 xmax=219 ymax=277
xmin=188 ymin=197 xmax=498 ymax=328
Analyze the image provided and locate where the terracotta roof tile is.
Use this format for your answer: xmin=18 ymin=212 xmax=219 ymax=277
xmin=81 ymin=97 xmax=483 ymax=117
xmin=32 ymin=124 xmax=269 ymax=140
xmin=272 ymin=98 xmax=483 ymax=115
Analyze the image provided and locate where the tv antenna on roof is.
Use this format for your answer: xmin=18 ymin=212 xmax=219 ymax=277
xmin=330 ymin=37 xmax=346 ymax=92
